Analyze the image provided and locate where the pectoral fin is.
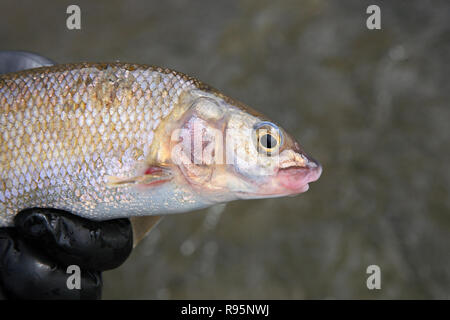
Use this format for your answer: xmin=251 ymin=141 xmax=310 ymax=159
xmin=106 ymin=165 xmax=173 ymax=188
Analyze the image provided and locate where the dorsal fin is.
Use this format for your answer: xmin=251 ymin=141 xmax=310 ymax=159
xmin=0 ymin=51 xmax=54 ymax=74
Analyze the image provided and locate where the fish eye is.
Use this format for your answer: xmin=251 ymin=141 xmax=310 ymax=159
xmin=254 ymin=122 xmax=283 ymax=155
xmin=260 ymin=133 xmax=277 ymax=149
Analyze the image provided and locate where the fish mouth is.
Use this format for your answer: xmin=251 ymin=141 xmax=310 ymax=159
xmin=237 ymin=160 xmax=322 ymax=199
xmin=276 ymin=164 xmax=322 ymax=194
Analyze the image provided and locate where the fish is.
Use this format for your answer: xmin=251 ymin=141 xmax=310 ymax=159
xmin=0 ymin=53 xmax=322 ymax=245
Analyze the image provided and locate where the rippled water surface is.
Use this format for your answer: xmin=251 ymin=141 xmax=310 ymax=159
xmin=1 ymin=0 xmax=449 ymax=299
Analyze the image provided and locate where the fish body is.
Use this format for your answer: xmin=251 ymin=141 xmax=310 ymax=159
xmin=0 ymin=62 xmax=321 ymax=228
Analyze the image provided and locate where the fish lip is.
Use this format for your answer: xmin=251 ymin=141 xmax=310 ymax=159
xmin=278 ymin=163 xmax=322 ymax=177
xmin=276 ymin=164 xmax=322 ymax=193
xmin=236 ymin=163 xmax=322 ymax=199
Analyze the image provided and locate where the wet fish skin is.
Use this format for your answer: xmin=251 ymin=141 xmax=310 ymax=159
xmin=0 ymin=63 xmax=211 ymax=226
xmin=0 ymin=62 xmax=322 ymax=228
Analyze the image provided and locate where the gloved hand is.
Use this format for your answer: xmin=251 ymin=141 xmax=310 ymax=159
xmin=0 ymin=208 xmax=133 ymax=300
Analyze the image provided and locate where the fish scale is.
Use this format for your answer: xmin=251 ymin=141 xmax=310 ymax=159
xmin=0 ymin=63 xmax=199 ymax=226
xmin=0 ymin=59 xmax=322 ymax=240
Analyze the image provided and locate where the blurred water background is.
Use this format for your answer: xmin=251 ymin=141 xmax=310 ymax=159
xmin=1 ymin=0 xmax=449 ymax=299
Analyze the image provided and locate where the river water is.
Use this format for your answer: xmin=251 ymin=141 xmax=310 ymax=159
xmin=1 ymin=0 xmax=449 ymax=299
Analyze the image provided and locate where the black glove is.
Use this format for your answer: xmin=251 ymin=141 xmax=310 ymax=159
xmin=0 ymin=208 xmax=133 ymax=300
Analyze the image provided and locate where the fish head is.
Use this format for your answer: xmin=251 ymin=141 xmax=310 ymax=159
xmin=163 ymin=89 xmax=322 ymax=202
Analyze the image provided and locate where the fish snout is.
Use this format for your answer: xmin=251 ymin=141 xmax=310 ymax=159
xmin=276 ymin=151 xmax=322 ymax=194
